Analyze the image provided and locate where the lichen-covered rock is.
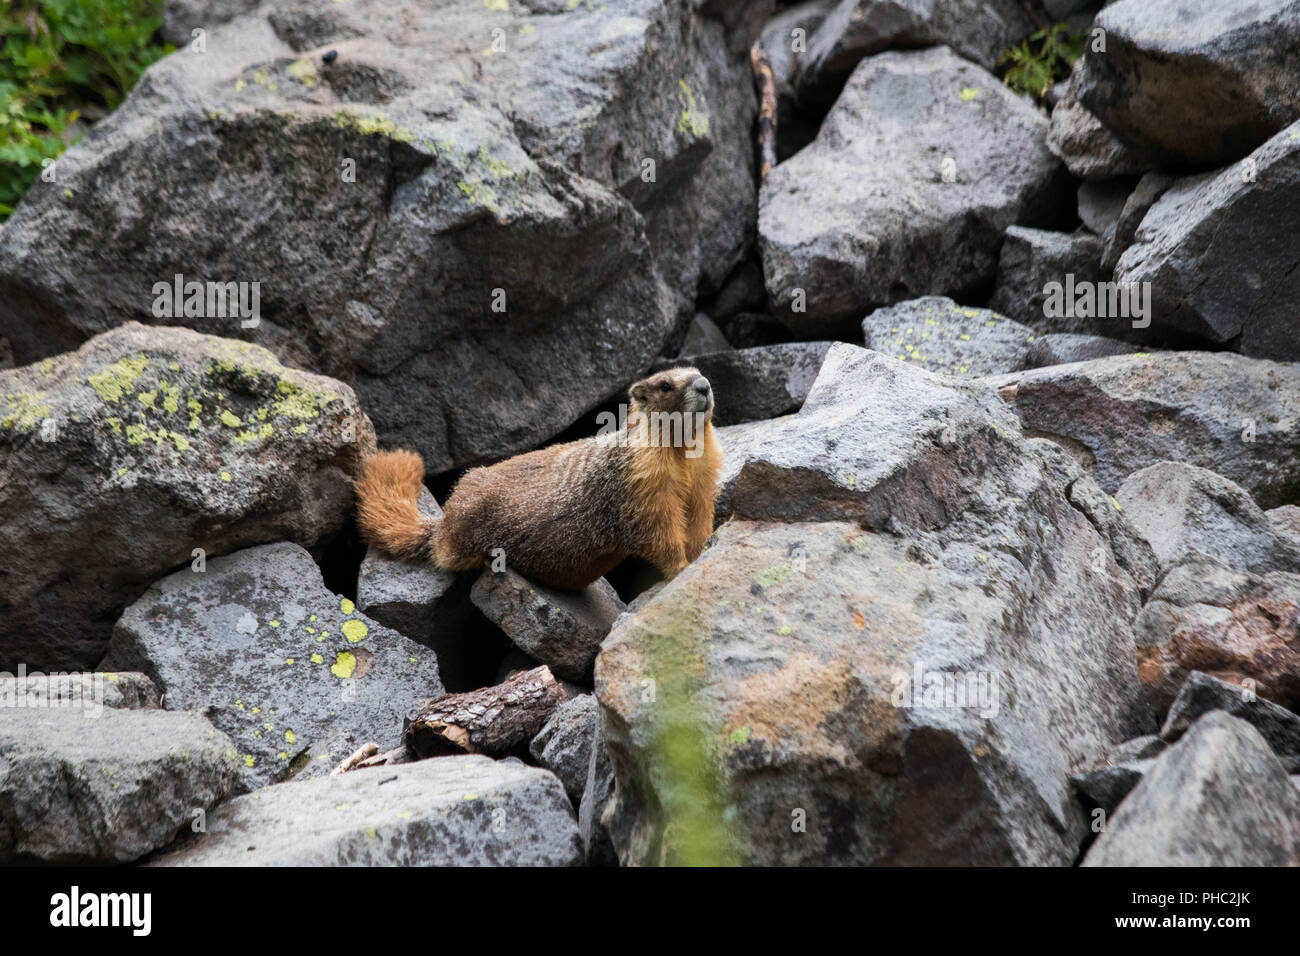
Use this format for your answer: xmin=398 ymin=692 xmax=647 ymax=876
xmin=105 ymin=542 xmax=444 ymax=791
xmin=148 ymin=754 xmax=581 ymax=866
xmin=596 ymin=344 xmax=1152 ymax=865
xmin=0 ymin=706 xmax=240 ymax=863
xmin=759 ymin=46 xmax=1069 ymax=332
xmin=471 ymin=569 xmax=625 ymax=683
xmin=1114 ymin=120 xmax=1300 ymax=361
xmin=655 ymin=342 xmax=832 ymax=424
xmin=984 ymin=352 xmax=1300 ymax=509
xmin=861 ymin=297 xmax=1035 ymax=377
xmin=0 ymin=323 xmax=373 ymax=672
xmin=0 ymin=0 xmax=759 ymax=474
xmin=1075 ymin=0 xmax=1300 ymax=167
xmin=1082 ymin=711 xmax=1300 ymax=866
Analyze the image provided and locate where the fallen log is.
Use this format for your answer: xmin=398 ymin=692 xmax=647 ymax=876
xmin=404 ymin=665 xmax=569 ymax=758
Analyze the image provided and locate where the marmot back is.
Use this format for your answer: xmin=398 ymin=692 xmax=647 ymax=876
xmin=355 ymin=367 xmax=722 ymax=590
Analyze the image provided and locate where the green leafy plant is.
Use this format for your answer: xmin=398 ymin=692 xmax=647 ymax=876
xmin=0 ymin=0 xmax=173 ymax=218
xmin=998 ymin=23 xmax=1086 ymax=104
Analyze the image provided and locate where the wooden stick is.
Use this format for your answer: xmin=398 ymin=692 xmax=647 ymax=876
xmin=750 ymin=42 xmax=778 ymax=182
xmin=404 ymin=665 xmax=569 ymax=758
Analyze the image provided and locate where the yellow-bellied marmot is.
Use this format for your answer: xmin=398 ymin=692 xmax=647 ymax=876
xmin=355 ymin=367 xmax=722 ymax=589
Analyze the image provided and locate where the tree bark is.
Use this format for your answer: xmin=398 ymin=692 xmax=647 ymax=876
xmin=404 ymin=665 xmax=569 ymax=758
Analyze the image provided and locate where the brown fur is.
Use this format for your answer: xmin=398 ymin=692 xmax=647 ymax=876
xmin=355 ymin=367 xmax=723 ymax=590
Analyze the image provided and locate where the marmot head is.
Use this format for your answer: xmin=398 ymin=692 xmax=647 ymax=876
xmin=629 ymin=366 xmax=714 ymax=420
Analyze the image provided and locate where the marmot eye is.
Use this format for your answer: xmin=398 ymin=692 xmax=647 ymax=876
xmin=659 ymin=382 xmax=673 ymax=393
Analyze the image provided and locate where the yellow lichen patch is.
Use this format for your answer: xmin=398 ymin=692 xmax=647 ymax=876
xmin=331 ymin=652 xmax=357 ymax=679
xmin=137 ymin=389 xmax=156 ymax=408
xmin=286 ymin=57 xmax=318 ymax=87
xmin=87 ymin=356 xmax=149 ymax=403
xmin=1 ymin=391 xmax=53 ymax=431
xmin=484 ymin=0 xmax=508 ymax=9
xmin=272 ymin=379 xmax=331 ymax=419
xmin=676 ymin=79 xmax=709 ymax=137
xmin=310 ymin=653 xmax=323 ymax=664
xmin=220 ymin=410 xmax=242 ymax=427
xmin=341 ymin=619 xmax=368 ymax=643
xmin=244 ymin=754 xmax=255 ymax=767
xmin=220 ymin=471 xmax=232 ymax=482
xmin=340 ymin=598 xmax=355 ymax=615
xmin=959 ymin=87 xmax=980 ymax=102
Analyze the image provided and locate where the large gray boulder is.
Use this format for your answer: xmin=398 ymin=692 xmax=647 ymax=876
xmin=0 ymin=670 xmax=160 ymax=712
xmin=0 ymin=707 xmax=240 ymax=863
xmin=105 ymin=542 xmax=444 ymax=791
xmin=1115 ymin=461 xmax=1300 ymax=574
xmin=1076 ymin=0 xmax=1300 ymax=167
xmin=984 ymin=352 xmax=1300 ymax=509
xmin=596 ymin=344 xmax=1153 ymax=865
xmin=987 ymin=227 xmax=1106 ymax=334
xmin=1114 ymin=120 xmax=1300 ymax=361
xmin=758 ymin=46 xmax=1069 ymax=332
xmin=861 ymin=296 xmax=1035 ymax=377
xmin=149 ymin=754 xmax=582 ymax=866
xmin=1135 ymin=555 xmax=1300 ymax=715
xmin=529 ymin=694 xmax=601 ymax=804
xmin=796 ymin=0 xmax=1034 ymax=82
xmin=0 ymin=0 xmax=759 ymax=474
xmin=1046 ymin=62 xmax=1159 ymax=181
xmin=0 ymin=322 xmax=373 ymax=672
xmin=471 ymin=569 xmax=625 ymax=683
xmin=1083 ymin=711 xmax=1300 ymax=866
xmin=654 ymin=342 xmax=832 ymax=425
xmin=1160 ymin=671 xmax=1300 ymax=773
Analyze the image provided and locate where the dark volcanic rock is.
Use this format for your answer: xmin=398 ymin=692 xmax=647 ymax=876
xmin=471 ymin=568 xmax=625 ymax=683
xmin=985 ymin=352 xmax=1300 ymax=509
xmin=0 ymin=323 xmax=373 ymax=672
xmin=1083 ymin=711 xmax=1300 ymax=866
xmin=0 ymin=0 xmax=759 ymax=474
xmin=1114 ymin=120 xmax=1300 ymax=361
xmin=0 ymin=706 xmax=240 ymax=863
xmin=106 ymin=542 xmax=444 ymax=791
xmin=149 ymin=754 xmax=581 ymax=866
xmin=1076 ymin=0 xmax=1300 ymax=167
xmin=759 ymin=46 xmax=1068 ymax=332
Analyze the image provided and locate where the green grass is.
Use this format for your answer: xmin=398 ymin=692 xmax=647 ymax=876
xmin=998 ymin=23 xmax=1086 ymax=104
xmin=0 ymin=0 xmax=173 ymax=219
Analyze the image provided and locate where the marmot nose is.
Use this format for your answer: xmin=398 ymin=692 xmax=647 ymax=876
xmin=691 ymin=376 xmax=711 ymax=395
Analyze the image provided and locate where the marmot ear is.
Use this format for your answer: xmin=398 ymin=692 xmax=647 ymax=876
xmin=630 ymin=383 xmax=647 ymax=403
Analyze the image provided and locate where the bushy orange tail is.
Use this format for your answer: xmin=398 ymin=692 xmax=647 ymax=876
xmin=355 ymin=449 xmax=436 ymax=561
